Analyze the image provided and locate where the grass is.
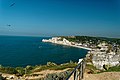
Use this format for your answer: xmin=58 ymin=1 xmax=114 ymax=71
xmin=1 ymin=61 xmax=119 ymax=76
xmin=33 ymin=62 xmax=77 ymax=72
xmin=85 ymin=64 xmax=101 ymax=74
xmin=0 ymin=61 xmax=77 ymax=75
xmin=106 ymin=66 xmax=120 ymax=72
xmin=85 ymin=64 xmax=120 ymax=74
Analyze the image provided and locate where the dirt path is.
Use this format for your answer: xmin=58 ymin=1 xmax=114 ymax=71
xmin=2 ymin=70 xmax=120 ymax=80
xmin=24 ymin=68 xmax=70 ymax=80
xmin=83 ymin=72 xmax=120 ymax=80
xmin=1 ymin=69 xmax=70 ymax=80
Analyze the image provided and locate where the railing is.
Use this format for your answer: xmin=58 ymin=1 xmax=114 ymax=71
xmin=66 ymin=59 xmax=86 ymax=80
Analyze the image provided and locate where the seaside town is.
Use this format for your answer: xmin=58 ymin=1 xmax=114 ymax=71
xmin=0 ymin=36 xmax=120 ymax=80
xmin=42 ymin=36 xmax=120 ymax=70
xmin=1 ymin=0 xmax=120 ymax=79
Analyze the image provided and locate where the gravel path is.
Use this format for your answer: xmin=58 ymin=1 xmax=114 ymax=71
xmin=83 ymin=72 xmax=120 ymax=80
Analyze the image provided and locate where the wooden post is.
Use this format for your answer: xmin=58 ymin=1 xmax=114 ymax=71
xmin=74 ymin=71 xmax=76 ymax=80
xmin=76 ymin=69 xmax=78 ymax=80
xmin=66 ymin=58 xmax=86 ymax=80
xmin=78 ymin=65 xmax=81 ymax=80
xmin=82 ymin=61 xmax=84 ymax=79
xmin=80 ymin=61 xmax=82 ymax=79
xmin=82 ymin=59 xmax=86 ymax=79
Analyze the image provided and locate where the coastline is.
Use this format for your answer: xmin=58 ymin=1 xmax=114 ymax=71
xmin=69 ymin=45 xmax=91 ymax=50
xmin=52 ymin=42 xmax=91 ymax=50
xmin=0 ymin=36 xmax=88 ymax=67
xmin=42 ymin=37 xmax=92 ymax=50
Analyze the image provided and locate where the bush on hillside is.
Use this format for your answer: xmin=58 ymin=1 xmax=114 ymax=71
xmin=106 ymin=65 xmax=120 ymax=72
xmin=44 ymin=71 xmax=71 ymax=80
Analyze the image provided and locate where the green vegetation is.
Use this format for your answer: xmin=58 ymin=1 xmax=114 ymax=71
xmin=85 ymin=64 xmax=100 ymax=74
xmin=33 ymin=61 xmax=77 ymax=72
xmin=45 ymin=70 xmax=71 ymax=80
xmin=106 ymin=65 xmax=120 ymax=72
xmin=103 ymin=64 xmax=111 ymax=70
xmin=0 ymin=61 xmax=120 ymax=79
xmin=0 ymin=74 xmax=4 ymax=80
xmin=15 ymin=67 xmax=25 ymax=76
xmin=85 ymin=64 xmax=120 ymax=74
xmin=0 ymin=61 xmax=77 ymax=76
xmin=61 ymin=36 xmax=120 ymax=46
xmin=0 ymin=65 xmax=18 ymax=74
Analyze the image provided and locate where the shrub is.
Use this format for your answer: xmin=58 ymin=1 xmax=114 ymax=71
xmin=15 ymin=67 xmax=25 ymax=76
xmin=106 ymin=66 xmax=120 ymax=72
xmin=0 ymin=67 xmax=17 ymax=74
xmin=103 ymin=64 xmax=110 ymax=70
xmin=47 ymin=62 xmax=57 ymax=66
xmin=44 ymin=71 xmax=71 ymax=80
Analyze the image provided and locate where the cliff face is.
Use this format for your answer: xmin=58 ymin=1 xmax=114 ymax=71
xmin=87 ymin=45 xmax=120 ymax=70
xmin=92 ymin=52 xmax=120 ymax=70
xmin=43 ymin=36 xmax=120 ymax=70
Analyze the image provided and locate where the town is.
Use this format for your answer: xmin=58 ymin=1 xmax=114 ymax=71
xmin=42 ymin=36 xmax=120 ymax=70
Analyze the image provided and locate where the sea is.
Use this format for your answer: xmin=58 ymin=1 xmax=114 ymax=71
xmin=0 ymin=35 xmax=88 ymax=67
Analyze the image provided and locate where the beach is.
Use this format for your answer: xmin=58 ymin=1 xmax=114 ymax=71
xmin=42 ymin=37 xmax=92 ymax=50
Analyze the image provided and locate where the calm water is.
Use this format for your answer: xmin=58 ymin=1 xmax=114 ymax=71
xmin=0 ymin=36 xmax=88 ymax=67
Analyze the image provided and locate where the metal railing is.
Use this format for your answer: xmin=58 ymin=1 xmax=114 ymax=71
xmin=66 ymin=59 xmax=86 ymax=80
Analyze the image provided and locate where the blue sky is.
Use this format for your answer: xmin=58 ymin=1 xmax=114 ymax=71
xmin=0 ymin=0 xmax=120 ymax=37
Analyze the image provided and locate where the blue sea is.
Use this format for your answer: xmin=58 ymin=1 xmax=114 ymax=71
xmin=0 ymin=36 xmax=88 ymax=67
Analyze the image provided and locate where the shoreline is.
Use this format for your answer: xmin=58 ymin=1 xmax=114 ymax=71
xmin=52 ymin=42 xmax=91 ymax=50
xmin=42 ymin=38 xmax=92 ymax=51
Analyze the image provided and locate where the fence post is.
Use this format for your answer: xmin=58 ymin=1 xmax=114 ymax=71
xmin=66 ymin=58 xmax=86 ymax=80
xmin=74 ymin=70 xmax=76 ymax=80
xmin=83 ymin=59 xmax=86 ymax=79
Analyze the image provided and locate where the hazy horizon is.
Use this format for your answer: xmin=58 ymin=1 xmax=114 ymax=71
xmin=0 ymin=34 xmax=120 ymax=39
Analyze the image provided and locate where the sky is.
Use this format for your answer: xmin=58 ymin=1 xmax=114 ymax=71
xmin=0 ymin=0 xmax=120 ymax=37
